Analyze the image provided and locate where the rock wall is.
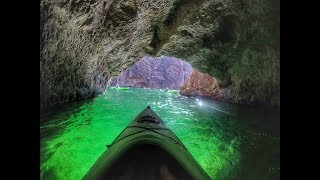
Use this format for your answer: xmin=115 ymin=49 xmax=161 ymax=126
xmin=180 ymin=69 xmax=224 ymax=99
xmin=40 ymin=0 xmax=279 ymax=109
xmin=109 ymin=56 xmax=192 ymax=90
xmin=156 ymin=0 xmax=280 ymax=106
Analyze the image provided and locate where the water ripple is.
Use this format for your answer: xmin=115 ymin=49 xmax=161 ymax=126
xmin=40 ymin=87 xmax=280 ymax=180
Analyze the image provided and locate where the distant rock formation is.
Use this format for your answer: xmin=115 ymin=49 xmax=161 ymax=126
xmin=180 ymin=69 xmax=224 ymax=99
xmin=109 ymin=56 xmax=192 ymax=90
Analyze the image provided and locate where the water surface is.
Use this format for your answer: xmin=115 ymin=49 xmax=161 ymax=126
xmin=40 ymin=87 xmax=280 ymax=179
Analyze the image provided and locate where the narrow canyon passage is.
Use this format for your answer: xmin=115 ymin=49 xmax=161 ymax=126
xmin=40 ymin=0 xmax=280 ymax=179
xmin=40 ymin=87 xmax=279 ymax=180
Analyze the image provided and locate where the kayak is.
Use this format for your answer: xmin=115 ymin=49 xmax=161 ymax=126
xmin=168 ymin=90 xmax=179 ymax=95
xmin=83 ymin=106 xmax=211 ymax=180
xmin=110 ymin=86 xmax=129 ymax=90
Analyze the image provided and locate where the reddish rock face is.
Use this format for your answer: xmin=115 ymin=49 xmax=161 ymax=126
xmin=180 ymin=70 xmax=222 ymax=99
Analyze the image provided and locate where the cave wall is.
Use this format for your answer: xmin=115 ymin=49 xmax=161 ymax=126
xmin=40 ymin=0 xmax=280 ymax=109
xmin=156 ymin=0 xmax=280 ymax=106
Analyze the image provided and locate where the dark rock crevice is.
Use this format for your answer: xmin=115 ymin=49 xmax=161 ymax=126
xmin=149 ymin=26 xmax=161 ymax=49
xmin=214 ymin=15 xmax=238 ymax=44
xmin=150 ymin=0 xmax=206 ymax=56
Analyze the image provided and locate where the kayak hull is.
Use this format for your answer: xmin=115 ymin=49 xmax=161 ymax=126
xmin=83 ymin=106 xmax=211 ymax=180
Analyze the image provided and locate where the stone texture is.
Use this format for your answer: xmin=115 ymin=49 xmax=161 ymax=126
xmin=180 ymin=69 xmax=224 ymax=99
xmin=40 ymin=0 xmax=280 ymax=109
xmin=109 ymin=56 xmax=192 ymax=90
xmin=157 ymin=0 xmax=280 ymax=106
xmin=40 ymin=0 xmax=180 ymax=109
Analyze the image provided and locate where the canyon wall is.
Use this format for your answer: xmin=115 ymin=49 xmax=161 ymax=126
xmin=40 ymin=0 xmax=279 ymax=109
xmin=180 ymin=69 xmax=225 ymax=100
xmin=109 ymin=56 xmax=192 ymax=90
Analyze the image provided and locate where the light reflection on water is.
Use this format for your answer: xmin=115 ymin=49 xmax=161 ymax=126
xmin=40 ymin=87 xmax=279 ymax=180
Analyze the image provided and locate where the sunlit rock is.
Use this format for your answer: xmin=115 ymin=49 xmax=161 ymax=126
xmin=109 ymin=56 xmax=192 ymax=90
xmin=180 ymin=69 xmax=224 ymax=99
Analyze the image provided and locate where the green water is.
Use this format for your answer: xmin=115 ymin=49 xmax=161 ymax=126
xmin=40 ymin=87 xmax=280 ymax=180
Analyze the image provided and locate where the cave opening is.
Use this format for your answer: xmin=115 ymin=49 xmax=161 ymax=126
xmin=108 ymin=56 xmax=193 ymax=90
xmin=41 ymin=54 xmax=279 ymax=180
xmin=107 ymin=55 xmax=224 ymax=101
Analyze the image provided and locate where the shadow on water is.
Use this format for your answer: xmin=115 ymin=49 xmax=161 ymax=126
xmin=237 ymin=104 xmax=280 ymax=137
xmin=233 ymin=105 xmax=280 ymax=180
xmin=40 ymin=99 xmax=96 ymax=180
xmin=40 ymin=98 xmax=94 ymax=123
xmin=40 ymin=98 xmax=94 ymax=140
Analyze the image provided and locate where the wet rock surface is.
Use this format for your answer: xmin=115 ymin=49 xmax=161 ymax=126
xmin=180 ymin=69 xmax=223 ymax=99
xmin=109 ymin=56 xmax=192 ymax=90
xmin=40 ymin=0 xmax=279 ymax=109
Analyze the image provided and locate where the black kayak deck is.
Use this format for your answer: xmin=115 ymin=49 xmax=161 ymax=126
xmin=83 ymin=106 xmax=211 ymax=180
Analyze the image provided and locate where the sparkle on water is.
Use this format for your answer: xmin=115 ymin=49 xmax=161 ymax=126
xmin=40 ymin=87 xmax=280 ymax=180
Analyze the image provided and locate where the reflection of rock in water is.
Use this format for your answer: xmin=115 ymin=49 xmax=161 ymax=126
xmin=110 ymin=56 xmax=193 ymax=90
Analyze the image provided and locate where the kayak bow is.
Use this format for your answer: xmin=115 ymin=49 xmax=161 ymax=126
xmin=83 ymin=106 xmax=211 ymax=180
